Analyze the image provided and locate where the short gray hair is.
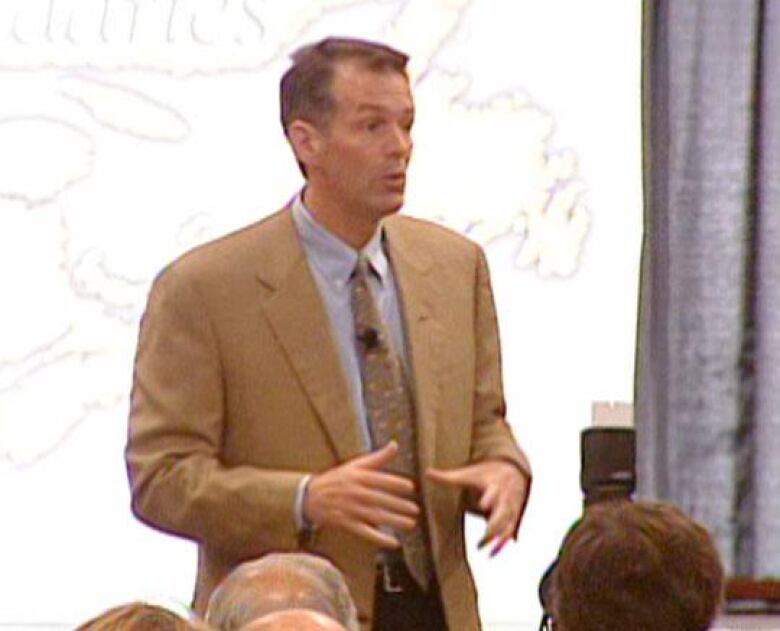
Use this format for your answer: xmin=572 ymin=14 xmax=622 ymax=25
xmin=205 ymin=553 xmax=359 ymax=631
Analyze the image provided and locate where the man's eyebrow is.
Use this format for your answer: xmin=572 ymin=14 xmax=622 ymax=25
xmin=355 ymin=104 xmax=387 ymax=114
xmin=354 ymin=103 xmax=415 ymax=117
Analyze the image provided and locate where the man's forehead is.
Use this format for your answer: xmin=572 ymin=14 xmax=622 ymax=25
xmin=332 ymin=62 xmax=413 ymax=109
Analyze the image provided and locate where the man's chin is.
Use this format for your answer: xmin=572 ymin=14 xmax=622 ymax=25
xmin=377 ymin=192 xmax=406 ymax=216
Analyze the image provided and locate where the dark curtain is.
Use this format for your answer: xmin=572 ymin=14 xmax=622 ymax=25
xmin=636 ymin=0 xmax=780 ymax=576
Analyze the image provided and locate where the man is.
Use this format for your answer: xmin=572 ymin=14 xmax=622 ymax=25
xmin=126 ymin=37 xmax=531 ymax=631
xmin=549 ymin=501 xmax=725 ymax=631
xmin=237 ymin=610 xmax=348 ymax=631
xmin=205 ymin=553 xmax=358 ymax=631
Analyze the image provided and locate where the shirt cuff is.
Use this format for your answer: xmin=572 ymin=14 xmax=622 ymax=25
xmin=294 ymin=474 xmax=315 ymax=533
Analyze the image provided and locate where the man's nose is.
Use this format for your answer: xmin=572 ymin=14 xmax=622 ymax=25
xmin=387 ymin=125 xmax=413 ymax=157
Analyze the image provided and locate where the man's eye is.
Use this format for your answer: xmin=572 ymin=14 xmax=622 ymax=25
xmin=365 ymin=120 xmax=383 ymax=132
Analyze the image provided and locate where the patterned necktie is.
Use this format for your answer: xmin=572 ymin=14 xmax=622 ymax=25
xmin=350 ymin=256 xmax=433 ymax=590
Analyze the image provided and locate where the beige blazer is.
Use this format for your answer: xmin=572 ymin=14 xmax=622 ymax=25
xmin=125 ymin=207 xmax=530 ymax=631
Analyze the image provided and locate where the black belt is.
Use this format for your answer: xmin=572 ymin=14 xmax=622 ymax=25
xmin=376 ymin=554 xmax=427 ymax=594
xmin=373 ymin=557 xmax=447 ymax=631
xmin=377 ymin=560 xmax=406 ymax=593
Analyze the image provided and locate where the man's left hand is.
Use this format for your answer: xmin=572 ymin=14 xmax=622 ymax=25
xmin=426 ymin=460 xmax=531 ymax=556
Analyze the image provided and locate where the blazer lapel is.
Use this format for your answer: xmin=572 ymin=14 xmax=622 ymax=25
xmin=385 ymin=219 xmax=441 ymax=473
xmin=256 ymin=210 xmax=365 ymax=462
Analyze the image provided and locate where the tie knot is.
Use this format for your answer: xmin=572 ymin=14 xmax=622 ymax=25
xmin=353 ymin=256 xmax=373 ymax=280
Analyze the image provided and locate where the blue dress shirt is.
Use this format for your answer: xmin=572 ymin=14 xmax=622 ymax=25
xmin=290 ymin=191 xmax=411 ymax=528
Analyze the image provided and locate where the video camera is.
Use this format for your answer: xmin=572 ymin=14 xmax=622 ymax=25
xmin=537 ymin=424 xmax=636 ymax=630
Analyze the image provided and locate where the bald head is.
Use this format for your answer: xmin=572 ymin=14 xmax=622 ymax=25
xmin=238 ymin=610 xmax=348 ymax=631
xmin=206 ymin=553 xmax=358 ymax=631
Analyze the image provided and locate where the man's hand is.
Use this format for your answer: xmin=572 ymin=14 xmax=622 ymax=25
xmin=426 ymin=460 xmax=531 ymax=556
xmin=304 ymin=441 xmax=420 ymax=549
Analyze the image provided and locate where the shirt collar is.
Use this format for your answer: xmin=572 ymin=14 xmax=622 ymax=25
xmin=291 ymin=190 xmax=389 ymax=287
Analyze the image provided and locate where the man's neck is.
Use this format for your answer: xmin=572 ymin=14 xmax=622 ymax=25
xmin=301 ymin=186 xmax=379 ymax=250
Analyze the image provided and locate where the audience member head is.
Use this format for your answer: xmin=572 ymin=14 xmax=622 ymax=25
xmin=74 ymin=602 xmax=197 ymax=631
xmin=238 ymin=609 xmax=348 ymax=631
xmin=551 ymin=500 xmax=725 ymax=631
xmin=205 ymin=553 xmax=358 ymax=631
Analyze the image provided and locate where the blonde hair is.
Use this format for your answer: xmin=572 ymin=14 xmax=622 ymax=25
xmin=75 ymin=602 xmax=201 ymax=631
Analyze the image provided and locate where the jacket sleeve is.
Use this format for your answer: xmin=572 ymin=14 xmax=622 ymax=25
xmin=125 ymin=265 xmax=305 ymax=558
xmin=467 ymin=247 xmax=532 ymax=516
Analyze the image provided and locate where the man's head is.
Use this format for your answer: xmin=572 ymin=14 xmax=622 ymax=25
xmin=205 ymin=553 xmax=359 ymax=631
xmin=74 ymin=602 xmax=196 ymax=631
xmin=237 ymin=609 xmax=348 ymax=631
xmin=550 ymin=501 xmax=725 ymax=631
xmin=280 ymin=37 xmax=414 ymax=226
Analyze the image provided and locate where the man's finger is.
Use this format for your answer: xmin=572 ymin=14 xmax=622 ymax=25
xmin=360 ymin=469 xmax=417 ymax=497
xmin=477 ymin=514 xmax=499 ymax=549
xmin=490 ymin=533 xmax=512 ymax=557
xmin=479 ymin=505 xmax=511 ymax=550
xmin=352 ymin=440 xmax=399 ymax=469
xmin=349 ymin=504 xmax=417 ymax=532
xmin=352 ymin=487 xmax=420 ymax=517
xmin=426 ymin=465 xmax=480 ymax=489
xmin=477 ymin=529 xmax=496 ymax=550
xmin=345 ymin=520 xmax=401 ymax=549
xmin=478 ymin=484 xmax=500 ymax=514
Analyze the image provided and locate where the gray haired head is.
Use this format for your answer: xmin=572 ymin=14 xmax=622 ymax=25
xmin=205 ymin=553 xmax=359 ymax=631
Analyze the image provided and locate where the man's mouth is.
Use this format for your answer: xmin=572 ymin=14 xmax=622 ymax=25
xmin=383 ymin=173 xmax=406 ymax=190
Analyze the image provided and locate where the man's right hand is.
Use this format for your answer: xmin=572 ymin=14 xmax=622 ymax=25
xmin=303 ymin=440 xmax=419 ymax=548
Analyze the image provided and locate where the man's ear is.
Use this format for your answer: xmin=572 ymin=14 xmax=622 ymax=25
xmin=287 ymin=119 xmax=321 ymax=169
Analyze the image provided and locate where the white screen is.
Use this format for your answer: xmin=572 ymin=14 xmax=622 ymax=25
xmin=0 ymin=1 xmax=642 ymax=628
